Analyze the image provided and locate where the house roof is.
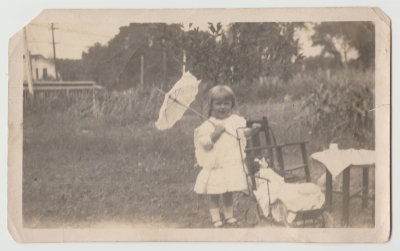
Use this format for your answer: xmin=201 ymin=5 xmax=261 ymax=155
xmin=30 ymin=54 xmax=46 ymax=60
xmin=30 ymin=54 xmax=54 ymax=64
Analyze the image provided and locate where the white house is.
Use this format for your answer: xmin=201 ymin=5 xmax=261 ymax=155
xmin=23 ymin=54 xmax=57 ymax=82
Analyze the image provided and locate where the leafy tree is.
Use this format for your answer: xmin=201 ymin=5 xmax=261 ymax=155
xmin=56 ymin=58 xmax=86 ymax=81
xmin=311 ymin=22 xmax=374 ymax=69
xmin=81 ymin=42 xmax=109 ymax=84
xmin=182 ymin=24 xmax=218 ymax=84
xmin=77 ymin=22 xmax=305 ymax=90
xmin=184 ymin=22 xmax=305 ymax=86
xmin=81 ymin=24 xmax=185 ymax=90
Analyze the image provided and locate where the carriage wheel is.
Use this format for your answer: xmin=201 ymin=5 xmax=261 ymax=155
xmin=320 ymin=211 xmax=334 ymax=228
xmin=271 ymin=201 xmax=291 ymax=227
xmin=233 ymin=192 xmax=250 ymax=223
xmin=233 ymin=192 xmax=261 ymax=226
xmin=244 ymin=204 xmax=261 ymax=226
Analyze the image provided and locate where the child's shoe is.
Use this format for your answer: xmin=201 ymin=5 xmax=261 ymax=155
xmin=210 ymin=208 xmax=223 ymax=228
xmin=223 ymin=205 xmax=237 ymax=225
xmin=225 ymin=217 xmax=238 ymax=225
xmin=212 ymin=220 xmax=224 ymax=228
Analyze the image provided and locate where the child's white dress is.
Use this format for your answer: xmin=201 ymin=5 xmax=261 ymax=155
xmin=193 ymin=114 xmax=248 ymax=194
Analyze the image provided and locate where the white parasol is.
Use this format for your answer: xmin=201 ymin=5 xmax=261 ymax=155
xmin=155 ymin=71 xmax=202 ymax=130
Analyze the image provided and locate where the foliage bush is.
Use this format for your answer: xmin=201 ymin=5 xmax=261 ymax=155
xmin=299 ymin=69 xmax=374 ymax=149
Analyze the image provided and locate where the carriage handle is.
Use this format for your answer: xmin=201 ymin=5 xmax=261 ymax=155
xmin=236 ymin=127 xmax=272 ymax=209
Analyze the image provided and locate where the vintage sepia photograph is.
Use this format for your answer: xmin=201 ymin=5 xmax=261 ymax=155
xmin=8 ymin=8 xmax=391 ymax=242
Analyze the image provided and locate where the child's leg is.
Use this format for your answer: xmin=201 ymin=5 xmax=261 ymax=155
xmin=222 ymin=192 xmax=233 ymax=206
xmin=208 ymin=194 xmax=222 ymax=226
xmin=222 ymin=192 xmax=236 ymax=222
xmin=208 ymin=194 xmax=220 ymax=208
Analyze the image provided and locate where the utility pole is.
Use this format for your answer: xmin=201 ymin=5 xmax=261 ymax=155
xmin=140 ymin=55 xmax=144 ymax=86
xmin=50 ymin=23 xmax=59 ymax=80
xmin=23 ymin=27 xmax=34 ymax=95
xmin=162 ymin=51 xmax=167 ymax=88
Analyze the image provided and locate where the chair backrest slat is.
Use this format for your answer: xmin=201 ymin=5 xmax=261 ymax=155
xmin=245 ymin=116 xmax=311 ymax=184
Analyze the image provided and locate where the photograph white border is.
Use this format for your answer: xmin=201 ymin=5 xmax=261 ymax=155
xmin=5 ymin=5 xmax=392 ymax=245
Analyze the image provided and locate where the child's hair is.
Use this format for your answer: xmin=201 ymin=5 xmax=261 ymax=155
xmin=207 ymin=85 xmax=236 ymax=117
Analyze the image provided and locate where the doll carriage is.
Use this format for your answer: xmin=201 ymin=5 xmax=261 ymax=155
xmin=234 ymin=117 xmax=331 ymax=227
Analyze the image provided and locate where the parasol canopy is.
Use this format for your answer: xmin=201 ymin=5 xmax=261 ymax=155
xmin=155 ymin=71 xmax=201 ymax=130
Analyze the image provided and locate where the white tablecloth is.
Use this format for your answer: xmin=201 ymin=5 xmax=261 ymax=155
xmin=311 ymin=148 xmax=375 ymax=178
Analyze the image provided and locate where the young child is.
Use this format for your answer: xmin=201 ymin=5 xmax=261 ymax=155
xmin=193 ymin=85 xmax=260 ymax=227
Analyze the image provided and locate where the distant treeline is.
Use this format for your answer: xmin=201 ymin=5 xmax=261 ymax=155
xmin=56 ymin=22 xmax=374 ymax=90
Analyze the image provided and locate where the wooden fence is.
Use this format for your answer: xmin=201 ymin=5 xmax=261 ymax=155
xmin=23 ymin=81 xmax=103 ymax=101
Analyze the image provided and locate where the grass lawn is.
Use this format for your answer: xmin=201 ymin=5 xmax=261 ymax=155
xmin=22 ymin=100 xmax=375 ymax=228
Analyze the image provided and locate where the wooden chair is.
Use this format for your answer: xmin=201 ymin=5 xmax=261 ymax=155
xmin=242 ymin=116 xmax=329 ymax=227
xmin=245 ymin=116 xmax=311 ymax=184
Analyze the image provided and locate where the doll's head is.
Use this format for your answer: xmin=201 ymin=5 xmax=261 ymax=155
xmin=208 ymin=85 xmax=236 ymax=119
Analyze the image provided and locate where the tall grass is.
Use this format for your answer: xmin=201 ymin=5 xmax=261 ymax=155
xmin=24 ymin=68 xmax=374 ymax=151
xmin=297 ymin=69 xmax=375 ymax=149
xmin=24 ymin=87 xmax=162 ymax=125
xmin=231 ymin=68 xmax=374 ymax=149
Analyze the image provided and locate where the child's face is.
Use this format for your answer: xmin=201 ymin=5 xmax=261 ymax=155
xmin=211 ymin=96 xmax=233 ymax=119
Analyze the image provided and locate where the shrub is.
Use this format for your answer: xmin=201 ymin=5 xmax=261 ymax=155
xmin=300 ymin=69 xmax=374 ymax=149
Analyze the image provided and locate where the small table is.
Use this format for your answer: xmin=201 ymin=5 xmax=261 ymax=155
xmin=311 ymin=148 xmax=375 ymax=226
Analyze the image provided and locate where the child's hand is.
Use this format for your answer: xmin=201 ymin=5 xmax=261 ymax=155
xmin=211 ymin=124 xmax=225 ymax=143
xmin=252 ymin=123 xmax=262 ymax=131
xmin=244 ymin=123 xmax=262 ymax=137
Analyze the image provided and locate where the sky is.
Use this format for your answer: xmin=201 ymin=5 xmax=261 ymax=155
xmin=25 ymin=22 xmax=354 ymax=60
xmin=26 ymin=22 xmax=118 ymax=59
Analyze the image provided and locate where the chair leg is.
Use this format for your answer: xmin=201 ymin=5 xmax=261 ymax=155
xmin=326 ymin=170 xmax=333 ymax=211
xmin=342 ymin=167 xmax=350 ymax=226
xmin=362 ymin=167 xmax=369 ymax=209
xmin=372 ymin=196 xmax=375 ymax=226
xmin=300 ymin=143 xmax=311 ymax=182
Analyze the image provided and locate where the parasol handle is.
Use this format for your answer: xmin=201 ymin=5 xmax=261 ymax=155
xmin=155 ymin=87 xmax=208 ymax=120
xmin=155 ymin=87 xmax=237 ymax=138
